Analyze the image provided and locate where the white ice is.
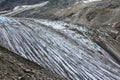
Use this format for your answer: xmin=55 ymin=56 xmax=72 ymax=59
xmin=35 ymin=20 xmax=69 ymax=30
xmin=83 ymin=0 xmax=101 ymax=3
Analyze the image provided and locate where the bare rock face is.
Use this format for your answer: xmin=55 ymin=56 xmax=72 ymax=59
xmin=0 ymin=16 xmax=120 ymax=80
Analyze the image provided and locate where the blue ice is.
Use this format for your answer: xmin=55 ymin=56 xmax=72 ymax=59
xmin=0 ymin=16 xmax=8 ymax=23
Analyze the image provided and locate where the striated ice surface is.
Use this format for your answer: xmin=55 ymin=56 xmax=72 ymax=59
xmin=0 ymin=17 xmax=120 ymax=80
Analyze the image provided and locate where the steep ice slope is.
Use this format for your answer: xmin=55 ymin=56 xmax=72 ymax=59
xmin=0 ymin=16 xmax=120 ymax=80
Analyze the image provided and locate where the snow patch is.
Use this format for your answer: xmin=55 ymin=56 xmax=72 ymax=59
xmin=83 ymin=0 xmax=101 ymax=3
xmin=13 ymin=1 xmax=49 ymax=10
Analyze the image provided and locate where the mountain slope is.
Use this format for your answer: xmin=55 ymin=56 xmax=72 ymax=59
xmin=0 ymin=0 xmax=47 ymax=11
xmin=0 ymin=46 xmax=63 ymax=80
